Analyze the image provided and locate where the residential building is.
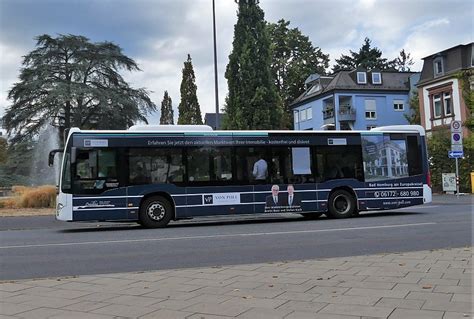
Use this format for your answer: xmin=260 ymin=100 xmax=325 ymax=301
xmin=417 ymin=43 xmax=473 ymax=136
xmin=291 ymin=70 xmax=419 ymax=131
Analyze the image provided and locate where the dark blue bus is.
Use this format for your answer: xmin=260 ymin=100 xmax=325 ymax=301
xmin=50 ymin=124 xmax=432 ymax=227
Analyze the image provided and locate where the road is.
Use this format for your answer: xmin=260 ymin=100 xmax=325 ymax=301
xmin=0 ymin=195 xmax=471 ymax=280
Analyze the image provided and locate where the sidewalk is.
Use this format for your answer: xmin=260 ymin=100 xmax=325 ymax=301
xmin=0 ymin=247 xmax=472 ymax=319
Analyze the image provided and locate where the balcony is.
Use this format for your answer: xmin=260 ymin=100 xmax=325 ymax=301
xmin=338 ymin=106 xmax=356 ymax=122
xmin=323 ymin=106 xmax=335 ymax=124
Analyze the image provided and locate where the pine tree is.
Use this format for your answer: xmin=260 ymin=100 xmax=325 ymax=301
xmin=160 ymin=91 xmax=174 ymax=124
xmin=332 ymin=38 xmax=395 ymax=72
xmin=393 ymin=49 xmax=414 ymax=72
xmin=223 ymin=0 xmax=283 ymax=130
xmin=178 ymin=54 xmax=203 ymax=125
xmin=3 ymin=34 xmax=156 ymax=145
xmin=404 ymin=91 xmax=421 ymax=125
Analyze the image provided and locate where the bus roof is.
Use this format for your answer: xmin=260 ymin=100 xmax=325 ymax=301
xmin=68 ymin=125 xmax=425 ymax=136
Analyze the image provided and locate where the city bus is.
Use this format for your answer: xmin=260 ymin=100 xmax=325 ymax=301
xmin=49 ymin=125 xmax=432 ymax=228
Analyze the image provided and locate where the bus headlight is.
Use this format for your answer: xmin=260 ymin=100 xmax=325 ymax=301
xmin=56 ymin=203 xmax=64 ymax=216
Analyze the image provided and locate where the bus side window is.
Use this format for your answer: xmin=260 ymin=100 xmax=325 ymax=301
xmin=407 ymin=136 xmax=422 ymax=176
xmin=315 ymin=146 xmax=363 ymax=182
xmin=129 ymin=148 xmax=183 ymax=185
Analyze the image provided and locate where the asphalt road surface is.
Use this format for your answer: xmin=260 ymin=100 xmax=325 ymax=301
xmin=0 ymin=195 xmax=471 ymax=280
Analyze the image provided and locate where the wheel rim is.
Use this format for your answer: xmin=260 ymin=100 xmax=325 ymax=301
xmin=147 ymin=202 xmax=166 ymax=221
xmin=333 ymin=194 xmax=351 ymax=215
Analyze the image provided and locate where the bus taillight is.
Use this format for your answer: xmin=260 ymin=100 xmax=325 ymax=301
xmin=427 ymin=170 xmax=431 ymax=187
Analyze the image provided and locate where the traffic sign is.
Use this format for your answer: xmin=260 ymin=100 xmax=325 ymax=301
xmin=450 ymin=120 xmax=463 ymax=152
xmin=451 ymin=144 xmax=463 ymax=152
xmin=451 ymin=120 xmax=462 ymax=133
xmin=448 ymin=150 xmax=464 ymax=158
xmin=442 ymin=173 xmax=456 ymax=192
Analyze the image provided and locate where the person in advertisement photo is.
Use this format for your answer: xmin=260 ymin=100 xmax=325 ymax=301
xmin=265 ymin=184 xmax=303 ymax=213
xmin=283 ymin=184 xmax=302 ymax=209
xmin=265 ymin=184 xmax=282 ymax=209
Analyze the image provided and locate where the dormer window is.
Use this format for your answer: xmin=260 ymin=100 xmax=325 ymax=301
xmin=357 ymin=72 xmax=367 ymax=84
xmin=372 ymin=72 xmax=382 ymax=84
xmin=433 ymin=57 xmax=444 ymax=77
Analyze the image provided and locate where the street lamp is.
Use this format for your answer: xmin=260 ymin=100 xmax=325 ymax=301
xmin=212 ymin=0 xmax=219 ymax=130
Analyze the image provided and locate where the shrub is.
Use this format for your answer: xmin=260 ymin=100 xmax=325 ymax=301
xmin=428 ymin=133 xmax=473 ymax=193
xmin=0 ymin=185 xmax=56 ymax=208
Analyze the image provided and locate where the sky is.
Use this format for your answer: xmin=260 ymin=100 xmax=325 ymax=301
xmin=0 ymin=0 xmax=472 ymax=127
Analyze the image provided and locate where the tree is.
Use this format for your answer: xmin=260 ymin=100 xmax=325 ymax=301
xmin=0 ymin=138 xmax=7 ymax=164
xmin=3 ymin=34 xmax=156 ymax=146
xmin=267 ymin=19 xmax=330 ymax=128
xmin=332 ymin=37 xmax=395 ymax=72
xmin=177 ymin=54 xmax=203 ymax=125
xmin=393 ymin=49 xmax=414 ymax=72
xmin=427 ymin=132 xmax=473 ymax=193
xmin=160 ymin=91 xmax=174 ymax=124
xmin=223 ymin=0 xmax=283 ymax=130
xmin=0 ymin=139 xmax=35 ymax=186
xmin=456 ymin=69 xmax=474 ymax=132
xmin=404 ymin=91 xmax=421 ymax=125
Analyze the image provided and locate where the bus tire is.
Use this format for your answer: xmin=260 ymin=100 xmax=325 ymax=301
xmin=139 ymin=196 xmax=173 ymax=228
xmin=301 ymin=212 xmax=323 ymax=219
xmin=327 ymin=190 xmax=356 ymax=219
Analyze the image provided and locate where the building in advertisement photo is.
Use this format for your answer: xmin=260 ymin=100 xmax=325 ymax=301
xmin=361 ymin=135 xmax=409 ymax=182
xmin=417 ymin=42 xmax=473 ymax=136
xmin=291 ymin=70 xmax=420 ymax=131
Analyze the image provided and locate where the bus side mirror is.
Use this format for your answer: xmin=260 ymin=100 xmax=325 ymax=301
xmin=48 ymin=149 xmax=63 ymax=167
xmin=71 ymin=147 xmax=77 ymax=164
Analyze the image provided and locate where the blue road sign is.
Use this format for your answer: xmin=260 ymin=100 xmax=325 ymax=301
xmin=448 ymin=151 xmax=464 ymax=158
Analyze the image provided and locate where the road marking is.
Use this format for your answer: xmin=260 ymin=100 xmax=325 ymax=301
xmin=0 ymin=222 xmax=436 ymax=250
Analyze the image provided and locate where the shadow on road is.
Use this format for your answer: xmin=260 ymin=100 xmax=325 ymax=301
xmin=59 ymin=211 xmax=425 ymax=233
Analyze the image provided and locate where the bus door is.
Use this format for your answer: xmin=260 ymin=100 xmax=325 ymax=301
xmin=253 ymin=146 xmax=319 ymax=214
xmin=72 ymin=148 xmax=128 ymax=221
xmin=313 ymin=144 xmax=365 ymax=211
xmin=185 ymin=146 xmax=250 ymax=217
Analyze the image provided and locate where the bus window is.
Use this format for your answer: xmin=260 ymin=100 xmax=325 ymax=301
xmin=235 ymin=147 xmax=268 ymax=184
xmin=270 ymin=147 xmax=314 ymax=184
xmin=407 ymin=135 xmax=422 ymax=176
xmin=187 ymin=147 xmax=233 ymax=184
xmin=314 ymin=146 xmax=363 ymax=182
xmin=73 ymin=149 xmax=118 ymax=192
xmin=61 ymin=152 xmax=71 ymax=193
xmin=361 ymin=134 xmax=409 ymax=181
xmin=128 ymin=148 xmax=183 ymax=185
xmin=214 ymin=148 xmax=232 ymax=181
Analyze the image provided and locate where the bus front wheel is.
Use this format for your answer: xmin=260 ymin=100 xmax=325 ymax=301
xmin=139 ymin=196 xmax=173 ymax=228
xmin=327 ymin=190 xmax=356 ymax=219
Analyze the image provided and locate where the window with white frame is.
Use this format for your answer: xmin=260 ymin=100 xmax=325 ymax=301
xmin=372 ymin=72 xmax=382 ymax=84
xmin=433 ymin=94 xmax=442 ymax=118
xmin=357 ymin=72 xmax=367 ymax=84
xmin=300 ymin=108 xmax=307 ymax=121
xmin=443 ymin=92 xmax=452 ymax=115
xmin=433 ymin=58 xmax=444 ymax=77
xmin=393 ymin=100 xmax=404 ymax=111
xmin=306 ymin=108 xmax=312 ymax=120
xmin=294 ymin=110 xmax=299 ymax=124
xmin=365 ymin=99 xmax=377 ymax=119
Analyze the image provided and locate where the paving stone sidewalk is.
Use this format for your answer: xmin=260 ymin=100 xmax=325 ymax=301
xmin=1 ymin=247 xmax=472 ymax=319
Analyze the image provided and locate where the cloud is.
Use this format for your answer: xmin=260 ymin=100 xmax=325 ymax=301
xmin=0 ymin=41 xmax=25 ymax=117
xmin=0 ymin=0 xmax=472 ymax=128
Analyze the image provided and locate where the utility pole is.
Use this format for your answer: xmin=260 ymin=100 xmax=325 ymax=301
xmin=212 ymin=0 xmax=219 ymax=130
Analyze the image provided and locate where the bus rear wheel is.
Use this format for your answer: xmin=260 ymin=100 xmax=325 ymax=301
xmin=327 ymin=190 xmax=356 ymax=219
xmin=139 ymin=196 xmax=173 ymax=228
